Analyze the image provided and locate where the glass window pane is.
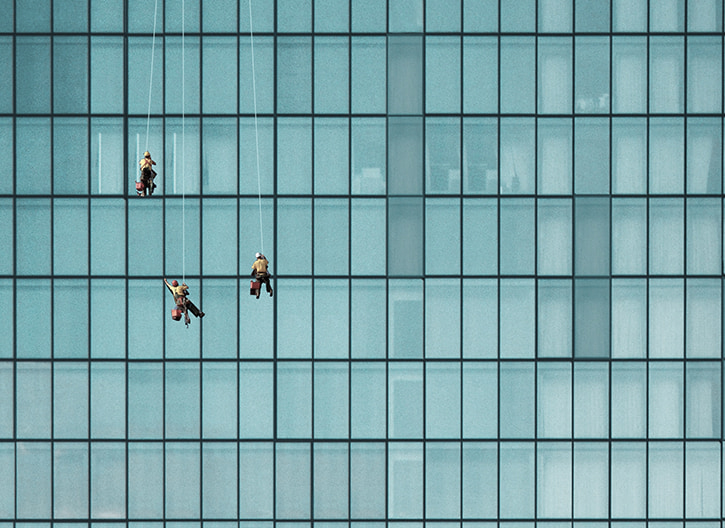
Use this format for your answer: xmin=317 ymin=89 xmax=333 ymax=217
xmin=239 ymin=364 xmax=274 ymax=438
xmin=165 ymin=36 xmax=200 ymax=114
xmin=537 ymin=199 xmax=573 ymax=275
xmin=500 ymin=443 xmax=535 ymax=517
xmin=389 ymin=362 xmax=423 ymax=438
xmin=649 ymin=443 xmax=684 ymax=517
xmin=537 ymin=118 xmax=572 ymax=194
xmin=16 ymin=442 xmax=51 ymax=518
xmin=464 ymin=0 xmax=498 ymax=31
xmin=165 ymin=364 xmax=200 ymax=438
xmin=611 ymin=443 xmax=646 ymax=517
xmin=500 ymin=363 xmax=534 ymax=438
xmin=166 ymin=443 xmax=200 ymax=518
xmin=202 ymin=37 xmax=237 ymax=113
xmin=350 ymin=443 xmax=386 ymax=517
xmin=651 ymin=0 xmax=685 ymax=31
xmin=278 ymin=118 xmax=312 ymax=194
xmin=277 ymin=199 xmax=311 ymax=274
xmin=351 ymin=38 xmax=386 ymax=114
xmin=90 ymin=443 xmax=125 ymax=517
xmin=686 ymin=362 xmax=722 ymax=438
xmin=463 ymin=362 xmax=497 ymax=437
xmin=501 ymin=118 xmax=535 ymax=194
xmin=463 ymin=118 xmax=497 ymax=193
xmin=685 ymin=443 xmax=721 ymax=517
xmin=463 ymin=443 xmax=498 ymax=517
xmin=239 ymin=443 xmax=273 ymax=517
xmin=90 ymin=199 xmax=125 ymax=275
xmin=314 ymin=199 xmax=349 ymax=275
xmin=314 ymin=363 xmax=349 ymax=438
xmin=463 ymin=199 xmax=497 ymax=275
xmin=649 ymin=199 xmax=684 ymax=275
xmin=687 ymin=37 xmax=722 ymax=114
xmin=537 ymin=279 xmax=572 ymax=358
xmin=314 ymin=280 xmax=349 ymax=358
xmin=388 ymin=36 xmax=423 ymax=114
xmin=17 ymin=199 xmax=51 ymax=276
xmin=612 ymin=37 xmax=647 ymax=113
xmin=426 ymin=37 xmax=460 ymax=113
xmin=574 ymin=443 xmax=609 ymax=517
xmin=688 ymin=0 xmax=723 ymax=30
xmin=539 ymin=0 xmax=573 ymax=31
xmin=463 ymin=37 xmax=497 ymax=114
xmin=575 ymin=197 xmax=610 ymax=276
xmin=0 ymin=364 xmax=12 ymax=437
xmin=537 ymin=443 xmax=572 ymax=517
xmin=426 ymin=364 xmax=461 ymax=438
xmin=0 ymin=121 xmax=11 ymax=194
xmin=91 ymin=37 xmax=124 ymax=113
xmin=90 ymin=279 xmax=126 ymax=358
xmin=128 ymin=363 xmax=163 ymax=439
xmin=17 ymin=119 xmax=51 ymax=194
xmin=388 ymin=117 xmax=424 ymax=194
xmin=53 ymin=280 xmax=89 ymax=358
xmin=426 ymin=443 xmax=461 ymax=518
xmin=202 ymin=364 xmax=237 ymax=439
xmin=314 ymin=119 xmax=349 ymax=194
xmin=53 ymin=119 xmax=89 ymax=194
xmin=575 ymin=0 xmax=610 ymax=31
xmin=650 ymin=37 xmax=684 ymax=113
xmin=202 ymin=198 xmax=238 ymax=274
xmin=53 ymin=443 xmax=88 ymax=518
xmin=127 ymin=201 xmax=162 ymax=276
xmin=686 ymin=279 xmax=722 ymax=359
xmin=574 ymin=363 xmax=609 ymax=438
xmin=687 ymin=118 xmax=722 ymax=194
xmin=91 ymin=118 xmax=125 ymax=194
xmin=650 ymin=118 xmax=685 ymax=194
xmin=687 ymin=198 xmax=721 ymax=275
xmin=16 ymin=362 xmax=51 ymax=438
xmin=351 ymin=199 xmax=386 ymax=275
xmin=388 ymin=443 xmax=423 ymax=518
xmin=276 ymin=444 xmax=311 ymax=518
xmin=202 ymin=118 xmax=237 ymax=194
xmin=202 ymin=443 xmax=238 ymax=518
xmin=277 ymin=279 xmax=312 ymax=358
xmin=612 ymin=198 xmax=646 ymax=274
xmin=388 ymin=198 xmax=423 ymax=276
xmin=538 ymin=38 xmax=572 ymax=114
xmin=614 ymin=0 xmax=646 ymax=30
xmin=611 ymin=362 xmax=646 ymax=437
xmin=426 ymin=118 xmax=461 ymax=194
xmin=463 ymin=279 xmax=498 ymax=358
xmin=90 ymin=363 xmax=125 ymax=439
xmin=240 ymin=119 xmax=274 ymax=195
xmin=500 ymin=37 xmax=535 ymax=113
xmin=165 ymin=198 xmax=201 ymax=277
xmin=574 ymin=278 xmax=610 ymax=358
xmin=239 ymin=36 xmax=273 ymax=114
xmin=611 ymin=279 xmax=647 ymax=359
xmin=574 ymin=118 xmax=609 ymax=194
xmin=53 ymin=37 xmax=88 ymax=113
xmin=16 ymin=37 xmax=50 ymax=113
xmin=315 ymin=37 xmax=349 ymax=114
xmin=351 ymin=280 xmax=387 ymax=358
xmin=314 ymin=443 xmax=349 ymax=517
xmin=537 ymin=363 xmax=572 ymax=438
xmin=425 ymin=280 xmax=461 ymax=358
xmin=16 ymin=281 xmax=51 ymax=359
xmin=612 ymin=118 xmax=646 ymax=193
xmin=351 ymin=363 xmax=386 ymax=437
xmin=425 ymin=199 xmax=460 ymax=274
xmin=501 ymin=199 xmax=535 ymax=274
xmin=277 ymin=362 xmax=311 ymax=438
xmin=500 ymin=279 xmax=535 ymax=358
xmin=649 ymin=362 xmax=684 ymax=438
xmin=277 ymin=37 xmax=311 ymax=113
xmin=127 ymin=37 xmax=163 ymax=115
xmin=426 ymin=0 xmax=461 ymax=30
xmin=389 ymin=280 xmax=423 ymax=358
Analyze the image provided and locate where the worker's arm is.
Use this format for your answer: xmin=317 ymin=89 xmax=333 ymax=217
xmin=163 ymin=279 xmax=172 ymax=293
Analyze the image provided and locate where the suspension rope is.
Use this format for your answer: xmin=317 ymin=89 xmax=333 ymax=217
xmin=144 ymin=0 xmax=159 ymax=153
xmin=248 ymin=0 xmax=264 ymax=254
xmin=182 ymin=0 xmax=186 ymax=283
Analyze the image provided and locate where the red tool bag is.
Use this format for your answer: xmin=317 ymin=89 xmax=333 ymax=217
xmin=250 ymin=280 xmax=260 ymax=295
xmin=171 ymin=307 xmax=182 ymax=320
xmin=136 ymin=181 xmax=145 ymax=192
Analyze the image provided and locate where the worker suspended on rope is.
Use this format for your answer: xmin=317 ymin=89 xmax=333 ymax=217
xmin=251 ymin=252 xmax=273 ymax=299
xmin=137 ymin=151 xmax=158 ymax=197
xmin=164 ymin=278 xmax=204 ymax=326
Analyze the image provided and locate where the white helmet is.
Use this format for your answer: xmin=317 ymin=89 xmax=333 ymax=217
xmin=255 ymin=252 xmax=262 ymax=258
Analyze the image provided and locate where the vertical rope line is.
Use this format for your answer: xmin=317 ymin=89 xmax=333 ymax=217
xmin=182 ymin=0 xmax=186 ymax=282
xmin=249 ymin=0 xmax=264 ymax=253
xmin=145 ymin=0 xmax=159 ymax=152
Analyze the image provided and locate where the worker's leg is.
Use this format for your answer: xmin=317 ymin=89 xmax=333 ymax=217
xmin=186 ymin=300 xmax=204 ymax=318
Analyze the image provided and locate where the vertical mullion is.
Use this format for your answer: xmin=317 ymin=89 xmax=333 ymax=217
xmin=496 ymin=0 xmax=502 ymax=525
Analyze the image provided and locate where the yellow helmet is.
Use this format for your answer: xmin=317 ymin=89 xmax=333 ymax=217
xmin=143 ymin=151 xmax=150 ymax=158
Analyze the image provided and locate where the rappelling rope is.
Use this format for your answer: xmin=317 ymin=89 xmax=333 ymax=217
xmin=248 ymin=0 xmax=264 ymax=254
xmin=144 ymin=0 xmax=159 ymax=153
xmin=182 ymin=0 xmax=186 ymax=283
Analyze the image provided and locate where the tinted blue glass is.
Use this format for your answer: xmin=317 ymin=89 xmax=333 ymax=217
xmin=537 ymin=363 xmax=572 ymax=437
xmin=0 ymin=364 xmax=11 ymax=437
xmin=389 ymin=0 xmax=423 ymax=31
xmin=164 ymin=118 xmax=201 ymax=195
xmin=462 ymin=279 xmax=498 ymax=358
xmin=314 ymin=38 xmax=349 ymax=114
xmin=53 ymin=37 xmax=88 ymax=113
xmin=575 ymin=197 xmax=610 ymax=276
xmin=426 ymin=363 xmax=460 ymax=437
xmin=277 ymin=38 xmax=311 ymax=113
xmin=128 ymin=38 xmax=163 ymax=115
xmin=128 ymin=280 xmax=164 ymax=359
xmin=203 ymin=37 xmax=237 ymax=114
xmin=538 ymin=200 xmax=572 ymax=275
xmin=54 ymin=443 xmax=88 ymax=518
xmin=538 ymin=38 xmax=572 ymax=114
xmin=388 ymin=117 xmax=423 ymax=194
xmin=16 ymin=281 xmax=51 ymax=358
xmin=389 ymin=280 xmax=423 ymax=358
xmin=350 ymin=444 xmax=386 ymax=517
xmin=53 ymin=200 xmax=88 ymax=276
xmin=612 ymin=118 xmax=646 ymax=193
xmin=278 ymin=0 xmax=312 ymax=31
xmin=575 ymin=0 xmax=609 ymax=31
xmin=426 ymin=0 xmax=461 ymax=31
xmin=686 ymin=279 xmax=721 ymax=358
xmin=389 ymin=362 xmax=423 ymax=437
xmin=165 ymin=199 xmax=201 ymax=277
xmin=613 ymin=38 xmax=647 ymax=113
xmin=574 ymin=279 xmax=610 ymax=358
xmin=277 ymin=281 xmax=312 ymax=357
xmin=53 ymin=119 xmax=89 ymax=194
xmin=649 ymin=443 xmax=684 ymax=517
xmin=277 ymin=119 xmax=312 ymax=194
xmin=501 ymin=0 xmax=535 ymax=31
xmin=240 ymin=37 xmax=274 ymax=114
xmin=426 ymin=119 xmax=460 ymax=193
xmin=500 ymin=37 xmax=535 ymax=113
xmin=388 ymin=198 xmax=423 ymax=275
xmin=313 ymin=280 xmax=349 ymax=358
xmin=388 ymin=443 xmax=423 ymax=517
xmin=90 ymin=0 xmax=124 ymax=31
xmin=611 ymin=279 xmax=647 ymax=358
xmin=127 ymin=0 xmax=164 ymax=32
xmin=574 ymin=363 xmax=609 ymax=438
xmin=91 ymin=37 xmax=124 ymax=113
xmin=537 ymin=443 xmax=571 ymax=516
xmin=166 ymin=364 xmax=200 ymax=438
xmin=499 ymin=443 xmax=535 ymax=517
xmin=573 ymin=444 xmax=608 ymax=517
xmin=463 ymin=38 xmax=497 ymax=114
xmin=574 ymin=118 xmax=609 ymax=194
xmin=16 ymin=442 xmax=52 ymax=518
xmin=240 ymin=119 xmax=274 ymax=194
xmin=463 ymin=443 xmax=498 ymax=516
xmin=16 ymin=119 xmax=51 ymax=194
xmin=314 ymin=444 xmax=349 ymax=517
xmin=687 ymin=199 xmax=721 ymax=275
xmin=350 ymin=279 xmax=386 ymax=358
xmin=129 ymin=443 xmax=163 ymax=516
xmin=128 ymin=202 xmax=163 ymax=276
xmin=388 ymin=37 xmax=423 ymax=114
xmin=462 ymin=362 xmax=497 ymax=436
xmin=16 ymin=362 xmax=51 ymax=437
xmin=351 ymin=200 xmax=385 ymax=275
xmin=90 ymin=363 xmax=125 ymax=438
xmin=128 ymin=363 xmax=163 ymax=438
xmin=614 ymin=0 xmax=647 ymax=30
xmin=500 ymin=199 xmax=534 ymax=274
xmin=537 ymin=280 xmax=572 ymax=357
xmin=202 ymin=444 xmax=238 ymax=518
xmin=351 ymin=118 xmax=386 ymax=194
xmin=687 ymin=118 xmax=722 ymax=194
xmin=462 ymin=199 xmax=496 ymax=274
xmin=688 ymin=0 xmax=723 ymax=30
xmin=649 ymin=199 xmax=684 ymax=274
xmin=611 ymin=443 xmax=646 ymax=517
xmin=54 ymin=0 xmax=88 ymax=31
xmin=425 ymin=199 xmax=460 ymax=274
xmin=276 ymin=444 xmax=311 ymax=517
xmin=202 ymin=199 xmax=238 ymax=274
xmin=651 ymin=0 xmax=685 ymax=31
xmin=0 ymin=0 xmax=12 ymax=31
xmin=0 ymin=121 xmax=11 ymax=193
xmin=277 ymin=362 xmax=312 ymax=437
xmin=165 ymin=0 xmax=200 ymax=32
xmin=201 ymin=281 xmax=237 ymax=358
xmin=500 ymin=363 xmax=534 ymax=437
xmin=501 ymin=119 xmax=535 ymax=194
xmin=90 ymin=443 xmax=125 ymax=517
xmin=314 ymin=363 xmax=349 ymax=437
xmin=351 ymin=362 xmax=386 ymax=437
xmin=239 ymin=443 xmax=273 ymax=516
xmin=90 ymin=118 xmax=124 ymax=194
xmin=314 ymin=119 xmax=349 ymax=194
xmin=90 ymin=199 xmax=125 ymax=275
xmin=166 ymin=443 xmax=200 ymax=517
xmin=650 ymin=37 xmax=684 ymax=113
xmin=202 ymin=0 xmax=237 ymax=31
xmin=53 ymin=280 xmax=89 ymax=358
xmin=539 ymin=0 xmax=573 ymax=31
xmin=16 ymin=199 xmax=50 ymax=275
xmin=90 ymin=280 xmax=126 ymax=358
xmin=426 ymin=37 xmax=460 ymax=113
xmin=352 ymin=0 xmax=386 ymax=31
xmin=17 ymin=0 xmax=50 ymax=31
xmin=277 ymin=199 xmax=312 ymax=273
xmin=201 ymin=364 xmax=237 ymax=438
xmin=351 ymin=38 xmax=387 ymax=114
xmin=425 ymin=280 xmax=461 ymax=358
xmin=165 ymin=37 xmax=201 ymax=114
xmin=685 ymin=362 xmax=721 ymax=437
xmin=685 ymin=443 xmax=721 ymax=517
xmin=239 ymin=363 xmax=274 ymax=438
xmin=0 ymin=278 xmax=10 ymax=355
xmin=426 ymin=443 xmax=461 ymax=518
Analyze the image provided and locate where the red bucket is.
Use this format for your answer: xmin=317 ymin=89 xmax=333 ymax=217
xmin=250 ymin=280 xmax=260 ymax=295
xmin=171 ymin=308 xmax=182 ymax=320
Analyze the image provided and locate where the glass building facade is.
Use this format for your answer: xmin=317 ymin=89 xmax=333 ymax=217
xmin=1 ymin=0 xmax=725 ymax=525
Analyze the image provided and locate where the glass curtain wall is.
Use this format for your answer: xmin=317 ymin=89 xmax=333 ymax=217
xmin=1 ymin=0 xmax=724 ymax=525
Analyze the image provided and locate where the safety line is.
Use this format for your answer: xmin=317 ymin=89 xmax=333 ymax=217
xmin=144 ymin=0 xmax=159 ymax=153
xmin=182 ymin=0 xmax=186 ymax=283
xmin=249 ymin=0 xmax=264 ymax=254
